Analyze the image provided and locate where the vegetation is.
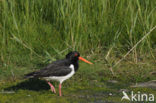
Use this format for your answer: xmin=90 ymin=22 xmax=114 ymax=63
xmin=0 ymin=0 xmax=156 ymax=102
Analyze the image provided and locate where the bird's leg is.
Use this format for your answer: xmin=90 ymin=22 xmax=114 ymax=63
xmin=59 ymin=83 xmax=62 ymax=96
xmin=47 ymin=81 xmax=56 ymax=93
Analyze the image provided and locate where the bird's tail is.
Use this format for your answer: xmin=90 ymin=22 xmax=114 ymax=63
xmin=24 ymin=72 xmax=36 ymax=79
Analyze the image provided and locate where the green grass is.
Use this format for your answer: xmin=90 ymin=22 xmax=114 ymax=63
xmin=0 ymin=0 xmax=156 ymax=67
xmin=0 ymin=61 xmax=155 ymax=103
xmin=0 ymin=0 xmax=156 ymax=103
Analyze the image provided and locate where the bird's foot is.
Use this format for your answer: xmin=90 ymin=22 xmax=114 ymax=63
xmin=47 ymin=81 xmax=56 ymax=93
xmin=50 ymin=86 xmax=56 ymax=93
xmin=59 ymin=83 xmax=62 ymax=96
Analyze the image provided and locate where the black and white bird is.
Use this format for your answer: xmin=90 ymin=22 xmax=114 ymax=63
xmin=24 ymin=51 xmax=93 ymax=96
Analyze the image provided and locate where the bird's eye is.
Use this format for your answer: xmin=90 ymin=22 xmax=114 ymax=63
xmin=74 ymin=53 xmax=78 ymax=57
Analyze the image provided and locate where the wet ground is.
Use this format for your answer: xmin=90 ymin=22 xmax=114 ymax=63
xmin=0 ymin=78 xmax=155 ymax=103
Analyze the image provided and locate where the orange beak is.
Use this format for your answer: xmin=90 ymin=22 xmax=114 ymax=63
xmin=79 ymin=57 xmax=93 ymax=64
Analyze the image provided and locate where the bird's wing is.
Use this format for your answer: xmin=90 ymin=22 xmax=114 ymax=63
xmin=24 ymin=64 xmax=71 ymax=78
xmin=33 ymin=66 xmax=72 ymax=77
xmin=24 ymin=60 xmax=71 ymax=78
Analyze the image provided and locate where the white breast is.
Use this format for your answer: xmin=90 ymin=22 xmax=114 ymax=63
xmin=43 ymin=64 xmax=75 ymax=84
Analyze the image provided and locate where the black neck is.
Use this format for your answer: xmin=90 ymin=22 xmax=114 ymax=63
xmin=65 ymin=59 xmax=79 ymax=72
xmin=72 ymin=61 xmax=79 ymax=72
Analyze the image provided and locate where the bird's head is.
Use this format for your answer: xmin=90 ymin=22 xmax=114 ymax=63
xmin=66 ymin=51 xmax=93 ymax=64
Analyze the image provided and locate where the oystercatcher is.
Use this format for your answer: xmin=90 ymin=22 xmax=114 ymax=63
xmin=24 ymin=51 xmax=93 ymax=96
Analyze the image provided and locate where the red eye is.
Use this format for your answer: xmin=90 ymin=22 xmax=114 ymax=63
xmin=74 ymin=53 xmax=78 ymax=56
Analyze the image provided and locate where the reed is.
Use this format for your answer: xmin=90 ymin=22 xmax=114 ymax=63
xmin=0 ymin=0 xmax=156 ymax=68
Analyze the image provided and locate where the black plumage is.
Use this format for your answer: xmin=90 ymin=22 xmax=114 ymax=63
xmin=24 ymin=51 xmax=92 ymax=96
xmin=24 ymin=51 xmax=80 ymax=78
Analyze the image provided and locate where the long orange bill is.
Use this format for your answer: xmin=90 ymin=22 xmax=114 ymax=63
xmin=79 ymin=57 xmax=93 ymax=64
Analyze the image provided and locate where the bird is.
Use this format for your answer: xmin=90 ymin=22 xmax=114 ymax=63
xmin=24 ymin=51 xmax=93 ymax=96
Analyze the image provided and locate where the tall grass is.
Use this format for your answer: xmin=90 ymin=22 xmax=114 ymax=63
xmin=0 ymin=0 xmax=156 ymax=68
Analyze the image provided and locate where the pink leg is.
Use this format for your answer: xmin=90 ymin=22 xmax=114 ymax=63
xmin=59 ymin=83 xmax=62 ymax=96
xmin=47 ymin=81 xmax=56 ymax=93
